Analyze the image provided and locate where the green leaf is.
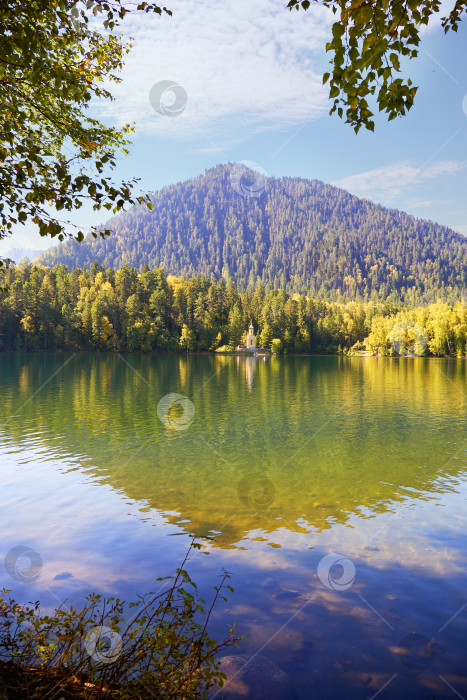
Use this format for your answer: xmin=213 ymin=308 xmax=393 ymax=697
xmin=332 ymin=22 xmax=346 ymax=39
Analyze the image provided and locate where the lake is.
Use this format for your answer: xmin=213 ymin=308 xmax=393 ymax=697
xmin=1 ymin=353 xmax=466 ymax=698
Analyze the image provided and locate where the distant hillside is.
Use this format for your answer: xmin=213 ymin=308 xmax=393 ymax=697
xmin=4 ymin=247 xmax=45 ymax=263
xmin=37 ymin=164 xmax=467 ymax=301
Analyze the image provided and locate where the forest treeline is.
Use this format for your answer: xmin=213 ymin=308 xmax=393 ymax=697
xmin=37 ymin=165 xmax=467 ymax=303
xmin=0 ymin=262 xmax=465 ymax=356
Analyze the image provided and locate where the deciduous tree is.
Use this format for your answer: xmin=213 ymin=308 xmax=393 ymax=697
xmin=288 ymin=0 xmax=466 ymax=131
xmin=0 ymin=0 xmax=169 ymax=259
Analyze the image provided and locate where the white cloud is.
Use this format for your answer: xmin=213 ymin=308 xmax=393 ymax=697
xmin=189 ymin=145 xmax=229 ymax=156
xmin=405 ymin=199 xmax=433 ymax=208
xmin=333 ymin=160 xmax=467 ymax=204
xmin=96 ymin=0 xmax=332 ymax=143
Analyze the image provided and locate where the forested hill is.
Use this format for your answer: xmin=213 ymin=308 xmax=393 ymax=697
xmin=37 ymin=164 xmax=467 ymax=302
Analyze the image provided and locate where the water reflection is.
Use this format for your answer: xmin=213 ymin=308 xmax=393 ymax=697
xmin=235 ymin=354 xmax=261 ymax=392
xmin=0 ymin=354 xmax=466 ymax=547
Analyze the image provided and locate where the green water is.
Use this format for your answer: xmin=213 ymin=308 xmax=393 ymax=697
xmin=1 ymin=354 xmax=466 ymax=698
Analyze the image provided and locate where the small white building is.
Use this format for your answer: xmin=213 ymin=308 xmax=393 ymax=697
xmin=246 ymin=322 xmax=256 ymax=350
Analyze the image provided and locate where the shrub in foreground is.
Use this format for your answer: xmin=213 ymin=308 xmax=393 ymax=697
xmin=0 ymin=544 xmax=240 ymax=698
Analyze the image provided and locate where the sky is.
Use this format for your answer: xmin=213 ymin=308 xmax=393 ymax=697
xmin=2 ymin=0 xmax=467 ymax=255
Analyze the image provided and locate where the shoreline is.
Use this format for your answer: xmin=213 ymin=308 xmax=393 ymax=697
xmin=0 ymin=350 xmax=465 ymax=359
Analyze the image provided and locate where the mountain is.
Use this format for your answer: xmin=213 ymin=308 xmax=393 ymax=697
xmin=4 ymin=247 xmax=45 ymax=263
xmin=37 ymin=163 xmax=467 ymax=301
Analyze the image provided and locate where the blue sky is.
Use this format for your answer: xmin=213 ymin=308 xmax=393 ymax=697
xmin=2 ymin=0 xmax=467 ymax=255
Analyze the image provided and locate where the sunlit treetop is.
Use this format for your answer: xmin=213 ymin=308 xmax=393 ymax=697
xmin=287 ymin=0 xmax=466 ymax=132
xmin=0 ymin=1 xmax=170 ymax=260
